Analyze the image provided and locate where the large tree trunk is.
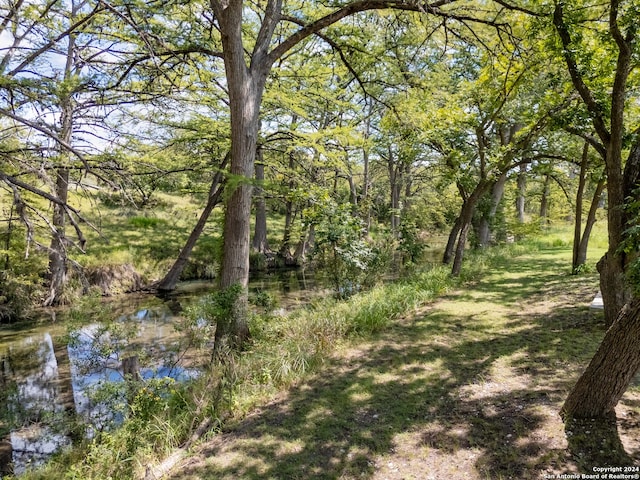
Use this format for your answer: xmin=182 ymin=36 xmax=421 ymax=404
xmin=158 ymin=158 xmax=227 ymax=292
xmin=598 ymin=145 xmax=630 ymax=327
xmin=251 ymin=150 xmax=270 ymax=253
xmin=215 ymin=107 xmax=259 ymax=350
xmin=561 ymin=297 xmax=640 ymax=419
xmin=44 ymin=1 xmax=79 ymax=307
xmin=211 ymin=0 xmax=272 ymax=351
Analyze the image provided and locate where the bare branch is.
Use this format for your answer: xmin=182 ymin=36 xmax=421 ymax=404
xmin=6 ymin=3 xmax=104 ymax=77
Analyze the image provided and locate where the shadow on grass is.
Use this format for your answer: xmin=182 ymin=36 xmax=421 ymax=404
xmin=564 ymin=415 xmax=634 ymax=470
xmin=172 ymin=251 xmax=639 ymax=480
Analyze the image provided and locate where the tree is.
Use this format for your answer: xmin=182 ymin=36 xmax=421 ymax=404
xmin=201 ymin=0 xmax=513 ymax=350
xmin=426 ymin=34 xmax=562 ymax=274
xmin=251 ymin=148 xmax=270 ymax=254
xmin=0 ymin=0 xmax=112 ymax=305
xmin=157 ymin=151 xmax=229 ymax=292
xmin=572 ymin=141 xmax=606 ymax=274
xmin=550 ymin=0 xmax=640 ymax=420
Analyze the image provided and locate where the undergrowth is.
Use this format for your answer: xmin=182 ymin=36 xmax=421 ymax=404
xmin=14 ymin=242 xmax=532 ymax=479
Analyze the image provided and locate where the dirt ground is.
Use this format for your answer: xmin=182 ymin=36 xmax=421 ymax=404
xmin=165 ymin=251 xmax=640 ymax=480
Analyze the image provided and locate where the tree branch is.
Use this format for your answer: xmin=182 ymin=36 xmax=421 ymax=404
xmin=552 ymin=2 xmax=611 ymax=145
xmin=268 ymin=0 xmax=509 ymax=65
xmin=0 ymin=107 xmax=89 ymax=165
xmin=563 ymin=126 xmax=607 ymax=159
xmin=491 ymin=0 xmax=543 ymax=17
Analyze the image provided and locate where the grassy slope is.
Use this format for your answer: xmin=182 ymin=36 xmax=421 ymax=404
xmin=166 ymin=246 xmax=640 ymax=480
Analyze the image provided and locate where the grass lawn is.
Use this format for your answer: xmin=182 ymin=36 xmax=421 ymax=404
xmin=165 ymin=247 xmax=640 ymax=480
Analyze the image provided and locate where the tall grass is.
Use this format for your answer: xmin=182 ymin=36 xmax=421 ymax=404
xmin=525 ymin=222 xmax=608 ymax=257
xmin=14 ymin=242 xmax=533 ymax=479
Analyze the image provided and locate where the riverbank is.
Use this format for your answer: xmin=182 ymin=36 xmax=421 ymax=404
xmin=162 ymin=247 xmax=640 ymax=479
xmin=12 ymin=237 xmax=640 ymax=479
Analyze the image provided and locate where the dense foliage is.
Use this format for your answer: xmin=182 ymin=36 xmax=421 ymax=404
xmin=1 ymin=0 xmax=640 ymax=476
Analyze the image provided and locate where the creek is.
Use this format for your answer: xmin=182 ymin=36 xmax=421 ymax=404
xmin=0 ymin=242 xmax=446 ymax=476
xmin=0 ymin=268 xmax=334 ymax=477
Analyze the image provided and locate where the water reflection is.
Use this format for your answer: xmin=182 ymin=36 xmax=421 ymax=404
xmin=0 ymin=251 xmax=447 ymax=476
xmin=0 ymin=269 xmax=325 ymax=476
xmin=0 ymin=302 xmax=195 ymax=477
xmin=1 ymin=332 xmax=73 ymax=476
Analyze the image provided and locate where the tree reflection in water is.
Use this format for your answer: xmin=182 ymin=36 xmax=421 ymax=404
xmin=0 ymin=305 xmax=197 ymax=476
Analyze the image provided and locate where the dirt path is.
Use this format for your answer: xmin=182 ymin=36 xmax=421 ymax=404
xmin=166 ymin=250 xmax=640 ymax=480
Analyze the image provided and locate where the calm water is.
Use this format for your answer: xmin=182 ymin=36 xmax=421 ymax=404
xmin=0 ymin=243 xmax=446 ymax=476
xmin=0 ymin=268 xmax=330 ymax=476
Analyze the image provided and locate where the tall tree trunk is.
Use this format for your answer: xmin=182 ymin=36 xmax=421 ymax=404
xmin=279 ymin=194 xmax=295 ymax=262
xmin=388 ymin=147 xmax=402 ymax=238
xmin=348 ymin=172 xmax=358 ymax=209
xmin=516 ymin=163 xmax=526 ymax=223
xmin=44 ymin=166 xmax=70 ymax=306
xmin=451 ymin=217 xmax=471 ymax=277
xmin=477 ymin=172 xmax=507 ymax=247
xmin=362 ymin=107 xmax=371 ymax=234
xmin=252 ymin=149 xmax=270 ymax=253
xmin=443 ymin=215 xmax=462 ymax=265
xmin=403 ymin=162 xmax=412 ymax=215
xmin=391 ymin=181 xmax=401 ymax=237
xmin=3 ymin=203 xmax=14 ymax=270
xmin=278 ymin=143 xmax=297 ymax=262
xmin=575 ymin=175 xmax=605 ymax=269
xmin=158 ymin=156 xmax=227 ymax=292
xmin=44 ymin=12 xmax=77 ymax=307
xmin=561 ymin=297 xmax=640 ymax=419
xmin=599 ymin=156 xmax=630 ymax=327
xmin=572 ymin=143 xmax=589 ymax=273
xmin=211 ymin=0 xmax=272 ymax=351
xmin=539 ymin=174 xmax=551 ymax=222
xmin=451 ymin=180 xmax=493 ymax=275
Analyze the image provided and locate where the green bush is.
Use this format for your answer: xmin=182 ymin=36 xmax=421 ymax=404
xmin=0 ymin=228 xmax=47 ymax=322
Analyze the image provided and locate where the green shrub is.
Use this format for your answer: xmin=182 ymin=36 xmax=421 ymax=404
xmin=398 ymin=217 xmax=426 ymax=266
xmin=507 ymin=219 xmax=542 ymax=240
xmin=0 ymin=229 xmax=47 ymax=322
